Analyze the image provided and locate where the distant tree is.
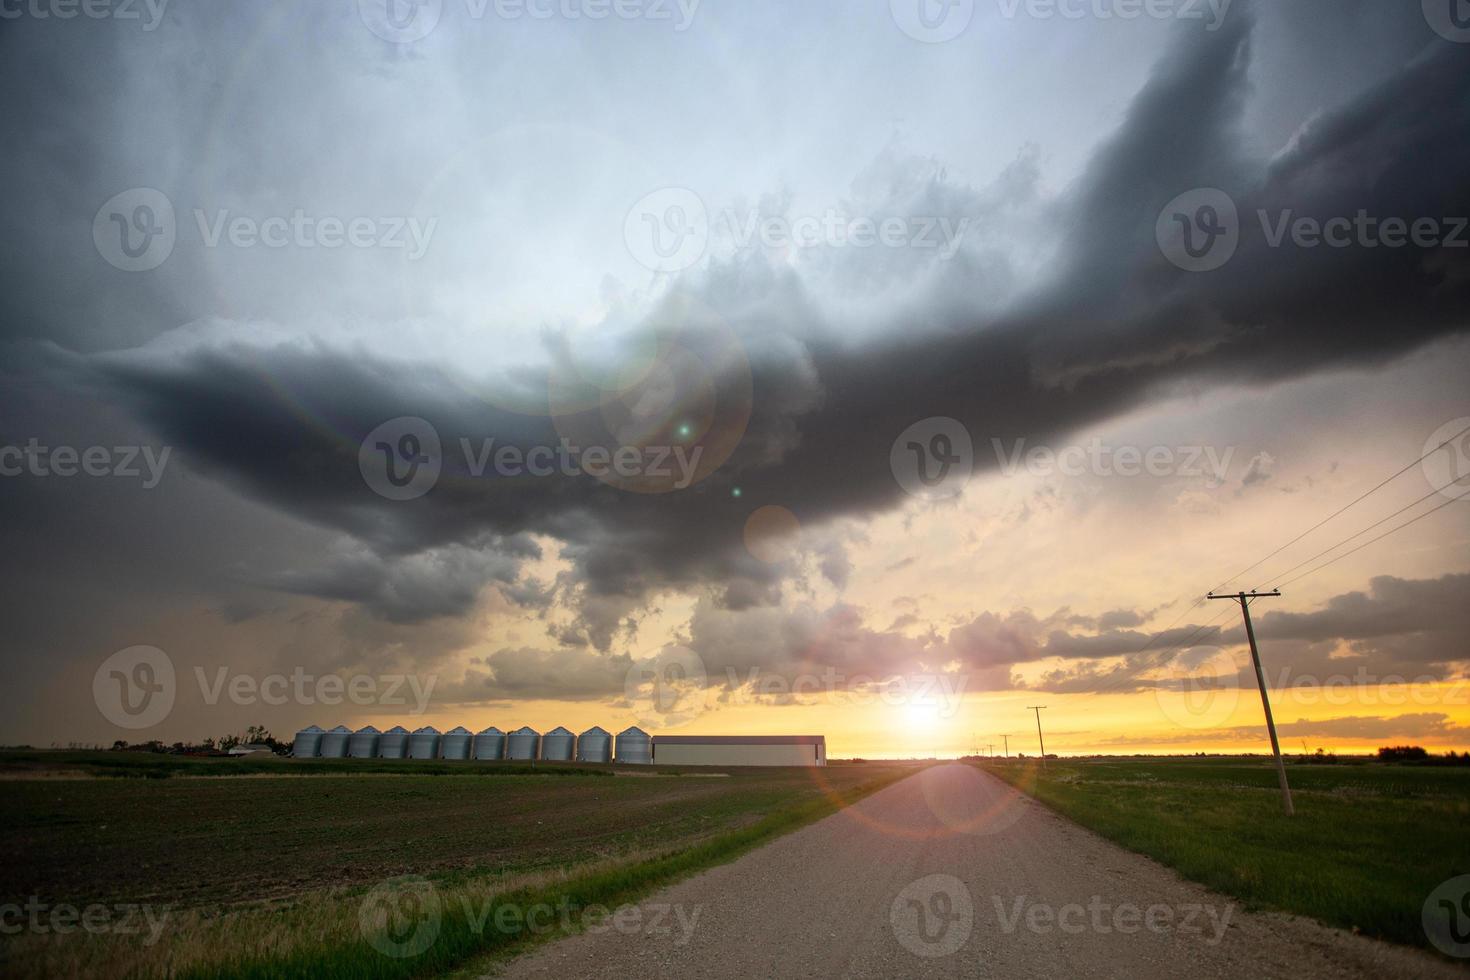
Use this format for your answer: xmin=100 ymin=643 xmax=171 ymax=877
xmin=1377 ymin=745 xmax=1429 ymax=763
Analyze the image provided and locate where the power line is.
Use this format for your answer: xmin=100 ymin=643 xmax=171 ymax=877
xmin=1260 ymin=483 xmax=1457 ymax=589
xmin=1209 ymin=419 xmax=1470 ymax=596
xmin=1274 ymin=487 xmax=1470 ymax=590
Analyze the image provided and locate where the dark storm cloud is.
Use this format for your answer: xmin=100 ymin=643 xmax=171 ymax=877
xmin=15 ymin=6 xmax=1470 ymax=639
xmin=459 ymin=573 xmax=1470 ymax=704
xmin=1022 ymin=574 xmax=1470 ymax=696
xmin=1101 ymin=713 xmax=1470 ymax=746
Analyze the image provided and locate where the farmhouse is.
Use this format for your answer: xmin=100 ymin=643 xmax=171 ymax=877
xmin=652 ymin=735 xmax=826 ymax=767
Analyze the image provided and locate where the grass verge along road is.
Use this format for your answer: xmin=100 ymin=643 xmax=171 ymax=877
xmin=979 ymin=757 xmax=1470 ymax=955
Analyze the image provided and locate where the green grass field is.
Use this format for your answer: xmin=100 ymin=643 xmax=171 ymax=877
xmin=979 ymin=757 xmax=1470 ymax=956
xmin=0 ymin=751 xmax=921 ymax=978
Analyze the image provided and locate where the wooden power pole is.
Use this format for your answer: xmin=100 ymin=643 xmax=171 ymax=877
xmin=1208 ymin=589 xmax=1293 ymax=815
xmin=1027 ymin=706 xmax=1047 ymax=767
xmin=1001 ymin=734 xmax=1009 ymax=759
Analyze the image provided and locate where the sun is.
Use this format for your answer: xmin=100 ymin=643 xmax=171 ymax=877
xmin=901 ymin=701 xmax=944 ymax=733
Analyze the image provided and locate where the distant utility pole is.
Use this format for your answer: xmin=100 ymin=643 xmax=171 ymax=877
xmin=1027 ymin=706 xmax=1047 ymax=766
xmin=1001 ymin=734 xmax=1010 ymax=759
xmin=1209 ymin=589 xmax=1293 ymax=816
xmin=987 ymin=743 xmax=995 ymax=758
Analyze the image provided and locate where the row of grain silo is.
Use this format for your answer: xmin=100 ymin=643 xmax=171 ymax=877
xmin=291 ymin=724 xmax=651 ymax=763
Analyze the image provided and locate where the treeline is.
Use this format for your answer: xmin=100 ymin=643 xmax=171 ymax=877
xmin=1376 ymin=745 xmax=1470 ymax=765
xmin=109 ymin=724 xmax=287 ymax=756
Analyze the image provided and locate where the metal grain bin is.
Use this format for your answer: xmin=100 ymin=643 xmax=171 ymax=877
xmin=409 ymin=725 xmax=442 ymax=760
xmin=319 ymin=724 xmax=353 ymax=758
xmin=349 ymin=725 xmax=381 ymax=759
xmin=473 ymin=726 xmax=506 ymax=760
xmin=540 ymin=726 xmax=575 ymax=761
xmin=441 ymin=725 xmax=473 ymax=760
xmin=615 ymin=726 xmax=652 ymax=764
xmin=291 ymin=725 xmax=325 ymax=758
xmin=506 ymin=726 xmax=540 ymax=760
xmin=379 ymin=725 xmax=410 ymax=759
xmin=577 ymin=726 xmax=612 ymax=763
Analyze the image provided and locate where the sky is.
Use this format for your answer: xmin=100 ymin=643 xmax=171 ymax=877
xmin=1 ymin=0 xmax=1468 ymax=757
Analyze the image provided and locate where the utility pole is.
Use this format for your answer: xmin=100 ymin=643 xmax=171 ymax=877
xmin=1027 ymin=706 xmax=1047 ymax=767
xmin=987 ymin=743 xmax=995 ymax=759
xmin=1209 ymin=589 xmax=1293 ymax=816
xmin=1001 ymin=734 xmax=1009 ymax=759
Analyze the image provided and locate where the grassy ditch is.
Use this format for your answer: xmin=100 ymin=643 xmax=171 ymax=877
xmin=977 ymin=757 xmax=1470 ymax=953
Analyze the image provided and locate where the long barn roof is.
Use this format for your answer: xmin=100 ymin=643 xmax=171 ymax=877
xmin=653 ymin=735 xmax=824 ymax=745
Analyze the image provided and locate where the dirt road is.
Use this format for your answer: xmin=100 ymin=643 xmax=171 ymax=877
xmin=495 ymin=763 xmax=1460 ymax=979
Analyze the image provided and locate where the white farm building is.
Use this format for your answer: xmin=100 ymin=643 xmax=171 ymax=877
xmin=652 ymin=735 xmax=826 ymax=767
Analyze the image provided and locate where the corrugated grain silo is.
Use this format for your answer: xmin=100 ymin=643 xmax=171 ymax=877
xmin=409 ymin=725 xmax=442 ymax=760
xmin=291 ymin=724 xmax=325 ymax=758
xmin=615 ymin=726 xmax=652 ymax=764
xmin=576 ymin=725 xmax=611 ymax=763
xmin=441 ymin=725 xmax=472 ymax=760
xmin=349 ymin=725 xmax=381 ymax=758
xmin=379 ymin=725 xmax=410 ymax=759
xmin=506 ymin=725 xmax=540 ymax=760
xmin=319 ymin=724 xmax=353 ymax=758
xmin=540 ymin=726 xmax=575 ymax=761
xmin=473 ymin=726 xmax=506 ymax=760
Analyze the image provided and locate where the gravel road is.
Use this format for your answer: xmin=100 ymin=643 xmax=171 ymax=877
xmin=493 ymin=763 xmax=1462 ymax=979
